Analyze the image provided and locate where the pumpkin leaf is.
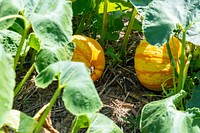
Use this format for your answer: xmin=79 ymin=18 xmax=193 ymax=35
xmin=142 ymin=0 xmax=200 ymax=46
xmin=35 ymin=42 xmax=75 ymax=73
xmin=0 ymin=0 xmax=21 ymax=30
xmin=186 ymin=71 xmax=200 ymax=109
xmin=24 ymin=0 xmax=72 ymax=46
xmin=87 ymin=113 xmax=123 ymax=133
xmin=0 ymin=45 xmax=15 ymax=128
xmin=35 ymin=61 xmax=102 ymax=115
xmin=0 ymin=30 xmax=26 ymax=55
xmin=24 ymin=0 xmax=74 ymax=73
xmin=186 ymin=85 xmax=200 ymax=109
xmin=140 ymin=90 xmax=200 ymax=133
xmin=5 ymin=110 xmax=38 ymax=133
xmin=129 ymin=0 xmax=152 ymax=16
xmin=70 ymin=115 xmax=90 ymax=133
xmin=28 ymin=33 xmax=41 ymax=51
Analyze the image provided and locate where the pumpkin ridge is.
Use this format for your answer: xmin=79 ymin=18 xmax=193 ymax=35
xmin=73 ymin=45 xmax=91 ymax=65
xmin=135 ymin=69 xmax=172 ymax=74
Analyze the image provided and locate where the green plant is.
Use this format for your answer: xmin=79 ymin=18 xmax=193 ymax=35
xmin=0 ymin=0 xmax=123 ymax=132
xmin=134 ymin=36 xmax=182 ymax=91
xmin=130 ymin=0 xmax=200 ymax=132
xmin=121 ymin=114 xmax=141 ymax=132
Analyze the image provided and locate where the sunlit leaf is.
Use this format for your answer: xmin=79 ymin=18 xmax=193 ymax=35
xmin=28 ymin=33 xmax=41 ymax=51
xmin=5 ymin=110 xmax=38 ymax=133
xmin=142 ymin=0 xmax=200 ymax=46
xmin=35 ymin=61 xmax=102 ymax=115
xmin=24 ymin=0 xmax=72 ymax=46
xmin=0 ymin=0 xmax=21 ymax=30
xmin=0 ymin=46 xmax=15 ymax=128
xmin=98 ymin=0 xmax=132 ymax=14
xmin=35 ymin=42 xmax=75 ymax=73
xmin=87 ymin=113 xmax=123 ymax=133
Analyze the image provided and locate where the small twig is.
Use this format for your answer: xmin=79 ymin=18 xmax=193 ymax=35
xmin=117 ymin=64 xmax=135 ymax=74
xmin=129 ymin=92 xmax=149 ymax=104
xmin=99 ymin=74 xmax=121 ymax=95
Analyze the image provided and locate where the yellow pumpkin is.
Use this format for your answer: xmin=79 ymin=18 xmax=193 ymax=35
xmin=71 ymin=35 xmax=105 ymax=81
xmin=134 ymin=36 xmax=182 ymax=91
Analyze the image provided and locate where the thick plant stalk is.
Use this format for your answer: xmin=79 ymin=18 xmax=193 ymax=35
xmin=14 ymin=63 xmax=35 ymax=96
xmin=100 ymin=0 xmax=108 ymax=45
xmin=177 ymin=30 xmax=186 ymax=92
xmin=166 ymin=40 xmax=178 ymax=93
xmin=120 ymin=8 xmax=137 ymax=63
xmin=34 ymin=74 xmax=65 ymax=133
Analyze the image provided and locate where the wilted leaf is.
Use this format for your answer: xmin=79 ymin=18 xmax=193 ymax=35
xmin=34 ymin=104 xmax=59 ymax=133
xmin=35 ymin=61 xmax=102 ymax=115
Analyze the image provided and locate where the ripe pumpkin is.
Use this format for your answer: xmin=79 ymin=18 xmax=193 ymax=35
xmin=134 ymin=36 xmax=182 ymax=91
xmin=71 ymin=35 xmax=105 ymax=81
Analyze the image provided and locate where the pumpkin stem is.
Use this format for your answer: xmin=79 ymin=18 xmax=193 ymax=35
xmin=90 ymin=65 xmax=95 ymax=75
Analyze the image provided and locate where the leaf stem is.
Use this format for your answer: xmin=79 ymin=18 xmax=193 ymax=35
xmin=14 ymin=63 xmax=35 ymax=96
xmin=166 ymin=39 xmax=178 ymax=93
xmin=0 ymin=14 xmax=26 ymax=23
xmin=177 ymin=30 xmax=186 ymax=92
xmin=14 ymin=23 xmax=31 ymax=70
xmin=34 ymin=74 xmax=65 ymax=133
xmin=100 ymin=0 xmax=108 ymax=45
xmin=120 ymin=8 xmax=137 ymax=63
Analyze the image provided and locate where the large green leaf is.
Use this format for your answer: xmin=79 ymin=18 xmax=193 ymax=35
xmin=0 ymin=46 xmax=15 ymax=128
xmin=5 ymin=110 xmax=38 ymax=133
xmin=35 ymin=42 xmax=75 ymax=73
xmin=140 ymin=90 xmax=200 ymax=133
xmin=142 ymin=0 xmax=200 ymax=46
xmin=129 ymin=0 xmax=152 ymax=16
xmin=35 ymin=61 xmax=102 ymax=115
xmin=71 ymin=113 xmax=123 ymax=133
xmin=24 ymin=0 xmax=72 ymax=46
xmin=87 ymin=113 xmax=123 ymax=133
xmin=0 ymin=0 xmax=21 ymax=30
